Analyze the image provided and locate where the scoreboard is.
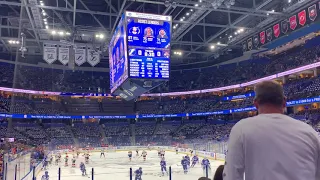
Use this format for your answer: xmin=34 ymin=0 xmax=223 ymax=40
xmin=126 ymin=11 xmax=170 ymax=79
xmin=109 ymin=12 xmax=171 ymax=100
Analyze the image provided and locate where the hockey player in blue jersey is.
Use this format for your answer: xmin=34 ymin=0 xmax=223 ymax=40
xmin=185 ymin=155 xmax=191 ymax=167
xmin=80 ymin=162 xmax=87 ymax=176
xmin=201 ymin=157 xmax=211 ymax=175
xmin=191 ymin=155 xmax=199 ymax=167
xmin=160 ymin=158 xmax=168 ymax=176
xmin=181 ymin=156 xmax=188 ymax=174
xmin=135 ymin=167 xmax=143 ymax=180
xmin=41 ymin=171 xmax=49 ymax=180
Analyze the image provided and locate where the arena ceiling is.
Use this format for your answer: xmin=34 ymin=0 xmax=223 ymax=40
xmin=0 ymin=0 xmax=316 ymax=65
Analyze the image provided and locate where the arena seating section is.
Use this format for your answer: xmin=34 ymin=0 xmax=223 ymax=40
xmin=1 ymin=38 xmax=320 ymax=148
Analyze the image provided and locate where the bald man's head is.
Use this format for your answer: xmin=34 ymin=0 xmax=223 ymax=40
xmin=254 ymin=81 xmax=286 ymax=109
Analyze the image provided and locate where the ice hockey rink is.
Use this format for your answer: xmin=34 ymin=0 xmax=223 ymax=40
xmin=37 ymin=150 xmax=224 ymax=180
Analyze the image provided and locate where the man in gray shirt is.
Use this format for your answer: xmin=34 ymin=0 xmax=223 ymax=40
xmin=223 ymin=80 xmax=320 ymax=180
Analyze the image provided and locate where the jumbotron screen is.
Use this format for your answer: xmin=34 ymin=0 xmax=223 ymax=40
xmin=109 ymin=14 xmax=129 ymax=93
xmin=109 ymin=12 xmax=171 ymax=94
xmin=126 ymin=11 xmax=171 ymax=79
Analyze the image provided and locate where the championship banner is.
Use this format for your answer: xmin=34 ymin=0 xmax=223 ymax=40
xmin=298 ymin=10 xmax=307 ymax=26
xmin=289 ymin=15 xmax=297 ymax=30
xmin=242 ymin=41 xmax=247 ymax=52
xmin=247 ymin=38 xmax=252 ymax=50
xmin=87 ymin=47 xmax=100 ymax=67
xmin=281 ymin=20 xmax=288 ymax=34
xmin=266 ymin=28 xmax=272 ymax=42
xmin=253 ymin=35 xmax=259 ymax=48
xmin=260 ymin=31 xmax=266 ymax=44
xmin=43 ymin=44 xmax=57 ymax=64
xmin=273 ymin=24 xmax=280 ymax=38
xmin=75 ymin=46 xmax=86 ymax=66
xmin=308 ymin=4 xmax=317 ymax=21
xmin=58 ymin=45 xmax=70 ymax=65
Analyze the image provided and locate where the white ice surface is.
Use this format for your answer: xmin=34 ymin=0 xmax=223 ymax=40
xmin=37 ymin=150 xmax=224 ymax=180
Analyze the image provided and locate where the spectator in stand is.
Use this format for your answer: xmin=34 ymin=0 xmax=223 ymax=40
xmin=224 ymin=81 xmax=320 ymax=180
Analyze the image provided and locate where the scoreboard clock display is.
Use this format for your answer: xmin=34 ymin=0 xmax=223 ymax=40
xmin=109 ymin=11 xmax=171 ymax=99
xmin=126 ymin=11 xmax=171 ymax=79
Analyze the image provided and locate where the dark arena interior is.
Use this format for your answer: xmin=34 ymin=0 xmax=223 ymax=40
xmin=0 ymin=0 xmax=320 ymax=179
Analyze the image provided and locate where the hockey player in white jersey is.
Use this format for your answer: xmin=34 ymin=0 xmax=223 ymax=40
xmin=71 ymin=156 xmax=76 ymax=168
xmin=160 ymin=149 xmax=165 ymax=158
xmin=41 ymin=171 xmax=49 ymax=180
xmin=100 ymin=149 xmax=105 ymax=158
xmin=128 ymin=151 xmax=133 ymax=161
xmin=84 ymin=153 xmax=90 ymax=164
xmin=141 ymin=150 xmax=147 ymax=161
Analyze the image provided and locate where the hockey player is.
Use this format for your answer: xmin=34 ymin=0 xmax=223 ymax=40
xmin=64 ymin=154 xmax=69 ymax=167
xmin=190 ymin=150 xmax=194 ymax=156
xmin=72 ymin=156 xmax=76 ymax=168
xmin=136 ymin=149 xmax=139 ymax=156
xmin=84 ymin=153 xmax=90 ymax=164
xmin=135 ymin=167 xmax=143 ymax=180
xmin=55 ymin=155 xmax=59 ymax=165
xmin=191 ymin=155 xmax=199 ymax=167
xmin=185 ymin=155 xmax=191 ymax=167
xmin=160 ymin=158 xmax=168 ymax=176
xmin=42 ymin=156 xmax=49 ymax=170
xmin=41 ymin=171 xmax=49 ymax=180
xmin=80 ymin=162 xmax=87 ymax=176
xmin=100 ymin=149 xmax=105 ymax=158
xmin=181 ymin=156 xmax=188 ymax=174
xmin=76 ymin=150 xmax=80 ymax=158
xmin=141 ymin=150 xmax=147 ymax=161
xmin=158 ymin=148 xmax=161 ymax=157
xmin=128 ymin=151 xmax=133 ymax=161
xmin=49 ymin=155 xmax=53 ymax=166
xmin=201 ymin=157 xmax=211 ymax=175
xmin=175 ymin=147 xmax=178 ymax=154
xmin=160 ymin=149 xmax=165 ymax=158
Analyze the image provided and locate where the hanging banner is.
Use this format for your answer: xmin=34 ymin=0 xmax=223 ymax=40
xmin=260 ymin=31 xmax=266 ymax=44
xmin=58 ymin=45 xmax=70 ymax=65
xmin=247 ymin=38 xmax=252 ymax=50
xmin=266 ymin=28 xmax=272 ymax=42
xmin=43 ymin=44 xmax=57 ymax=64
xmin=273 ymin=23 xmax=280 ymax=38
xmin=87 ymin=47 xmax=101 ymax=67
xmin=289 ymin=15 xmax=297 ymax=30
xmin=309 ymin=4 xmax=317 ymax=21
xmin=242 ymin=41 xmax=247 ymax=52
xmin=75 ymin=46 xmax=86 ymax=66
xmin=281 ymin=20 xmax=288 ymax=34
xmin=298 ymin=10 xmax=307 ymax=26
xmin=253 ymin=35 xmax=259 ymax=48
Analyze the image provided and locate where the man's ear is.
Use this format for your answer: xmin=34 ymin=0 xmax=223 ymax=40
xmin=283 ymin=97 xmax=287 ymax=108
xmin=253 ymin=98 xmax=259 ymax=110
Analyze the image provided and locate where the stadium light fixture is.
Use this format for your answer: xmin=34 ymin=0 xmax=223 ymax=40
xmin=58 ymin=31 xmax=64 ymax=36
xmin=217 ymin=42 xmax=221 ymax=45
xmin=288 ymin=0 xmax=291 ymax=2
xmin=234 ymin=32 xmax=237 ymax=35
xmin=8 ymin=40 xmax=19 ymax=44
xmin=66 ymin=32 xmax=71 ymax=36
xmin=180 ymin=18 xmax=184 ymax=21
xmin=45 ymin=25 xmax=49 ymax=29
xmin=210 ymin=45 xmax=215 ymax=49
xmin=199 ymin=0 xmax=202 ymax=2
xmin=44 ymin=21 xmax=47 ymax=25
xmin=51 ymin=30 xmax=56 ymax=35
xmin=190 ymin=9 xmax=193 ymax=12
xmin=195 ymin=4 xmax=199 ymax=7
xmin=40 ymin=2 xmax=44 ymax=6
xmin=186 ymin=13 xmax=190 ymax=16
